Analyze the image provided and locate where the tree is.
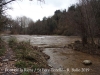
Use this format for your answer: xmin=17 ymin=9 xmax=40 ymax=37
xmin=79 ymin=0 xmax=100 ymax=46
xmin=69 ymin=0 xmax=100 ymax=46
xmin=68 ymin=5 xmax=76 ymax=12
xmin=0 ymin=0 xmax=8 ymax=32
xmin=27 ymin=20 xmax=34 ymax=35
xmin=46 ymin=18 xmax=57 ymax=34
xmin=0 ymin=0 xmax=44 ymax=33
xmin=11 ymin=20 xmax=21 ymax=34
xmin=13 ymin=16 xmax=33 ymax=34
xmin=0 ymin=0 xmax=44 ymax=7
xmin=54 ymin=10 xmax=61 ymax=24
xmin=74 ymin=4 xmax=88 ymax=46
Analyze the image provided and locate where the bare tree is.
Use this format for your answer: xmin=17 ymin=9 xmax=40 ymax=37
xmin=0 ymin=0 xmax=45 ymax=7
xmin=79 ymin=0 xmax=100 ymax=46
xmin=14 ymin=16 xmax=33 ymax=34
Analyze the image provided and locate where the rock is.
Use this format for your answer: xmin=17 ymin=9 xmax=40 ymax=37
xmin=74 ymin=40 xmax=81 ymax=44
xmin=63 ymin=45 xmax=67 ymax=48
xmin=9 ymin=59 xmax=15 ymax=61
xmin=0 ymin=63 xmax=3 ymax=67
xmin=0 ymin=57 xmax=2 ymax=62
xmin=0 ymin=72 xmax=4 ymax=74
xmin=15 ymin=59 xmax=17 ymax=61
xmin=33 ymin=46 xmax=38 ymax=50
xmin=48 ymin=64 xmax=52 ymax=68
xmin=2 ymin=59 xmax=9 ymax=62
xmin=83 ymin=60 xmax=92 ymax=65
xmin=67 ymin=44 xmax=73 ymax=49
xmin=73 ymin=47 xmax=77 ymax=50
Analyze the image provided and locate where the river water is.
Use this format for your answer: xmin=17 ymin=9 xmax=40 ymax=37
xmin=2 ymin=35 xmax=100 ymax=75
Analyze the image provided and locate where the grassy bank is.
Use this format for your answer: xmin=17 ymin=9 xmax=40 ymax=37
xmin=0 ymin=37 xmax=6 ymax=56
xmin=8 ymin=37 xmax=50 ymax=74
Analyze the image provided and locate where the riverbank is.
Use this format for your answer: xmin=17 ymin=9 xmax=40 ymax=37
xmin=67 ymin=40 xmax=100 ymax=56
xmin=1 ymin=35 xmax=100 ymax=75
xmin=0 ymin=36 xmax=50 ymax=75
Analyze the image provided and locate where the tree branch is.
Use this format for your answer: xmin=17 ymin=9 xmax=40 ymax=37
xmin=0 ymin=0 xmax=15 ymax=7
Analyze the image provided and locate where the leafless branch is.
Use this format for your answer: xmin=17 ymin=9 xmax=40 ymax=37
xmin=0 ymin=0 xmax=15 ymax=7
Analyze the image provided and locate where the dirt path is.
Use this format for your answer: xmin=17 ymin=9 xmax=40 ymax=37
xmin=0 ymin=45 xmax=18 ymax=75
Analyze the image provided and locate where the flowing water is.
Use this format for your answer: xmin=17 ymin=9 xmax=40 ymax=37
xmin=2 ymin=35 xmax=100 ymax=75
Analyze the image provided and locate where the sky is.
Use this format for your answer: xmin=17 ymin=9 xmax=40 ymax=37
xmin=7 ymin=0 xmax=78 ymax=21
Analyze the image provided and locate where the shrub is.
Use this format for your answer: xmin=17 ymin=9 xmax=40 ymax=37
xmin=24 ymin=55 xmax=37 ymax=61
xmin=10 ymin=38 xmax=49 ymax=69
xmin=32 ymin=64 xmax=40 ymax=72
xmin=15 ymin=61 xmax=28 ymax=69
xmin=0 ymin=37 xmax=6 ymax=48
xmin=0 ymin=49 xmax=6 ymax=56
xmin=8 ymin=36 xmax=18 ymax=48
xmin=21 ymin=72 xmax=30 ymax=75
xmin=0 ymin=37 xmax=6 ymax=56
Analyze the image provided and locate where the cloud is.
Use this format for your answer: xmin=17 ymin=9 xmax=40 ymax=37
xmin=45 ymin=0 xmax=77 ymax=7
xmin=7 ymin=0 xmax=78 ymax=21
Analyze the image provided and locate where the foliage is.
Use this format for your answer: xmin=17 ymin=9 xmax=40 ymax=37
xmin=21 ymin=72 xmax=30 ymax=75
xmin=8 ymin=37 xmax=48 ymax=69
xmin=0 ymin=49 xmax=6 ymax=56
xmin=15 ymin=61 xmax=28 ymax=68
xmin=8 ymin=36 xmax=18 ymax=48
xmin=0 ymin=37 xmax=6 ymax=56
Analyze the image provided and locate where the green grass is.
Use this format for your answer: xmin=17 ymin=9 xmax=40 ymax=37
xmin=0 ymin=49 xmax=6 ymax=56
xmin=0 ymin=37 xmax=6 ymax=56
xmin=8 ymin=36 xmax=49 ymax=71
xmin=8 ymin=36 xmax=18 ymax=48
xmin=21 ymin=72 xmax=30 ymax=75
xmin=15 ymin=61 xmax=28 ymax=68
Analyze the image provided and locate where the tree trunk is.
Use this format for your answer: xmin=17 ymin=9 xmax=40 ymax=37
xmin=82 ymin=35 xmax=88 ymax=46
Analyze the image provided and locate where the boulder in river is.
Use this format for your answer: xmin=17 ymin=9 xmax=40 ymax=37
xmin=83 ymin=60 xmax=92 ymax=65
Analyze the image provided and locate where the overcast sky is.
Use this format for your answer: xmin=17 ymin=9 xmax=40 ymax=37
xmin=7 ymin=0 xmax=78 ymax=21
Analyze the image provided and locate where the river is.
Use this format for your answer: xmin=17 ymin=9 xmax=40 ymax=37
xmin=2 ymin=35 xmax=100 ymax=75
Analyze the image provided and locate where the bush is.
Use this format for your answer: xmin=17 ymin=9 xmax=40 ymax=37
xmin=0 ymin=49 xmax=6 ymax=56
xmin=21 ymin=72 xmax=30 ymax=75
xmin=24 ymin=56 xmax=37 ymax=61
xmin=15 ymin=61 xmax=28 ymax=69
xmin=32 ymin=64 xmax=41 ymax=72
xmin=8 ymin=36 xmax=18 ymax=48
xmin=0 ymin=37 xmax=6 ymax=56
xmin=14 ymin=41 xmax=36 ymax=61
xmin=0 ymin=37 xmax=6 ymax=48
xmin=10 ymin=39 xmax=49 ymax=69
